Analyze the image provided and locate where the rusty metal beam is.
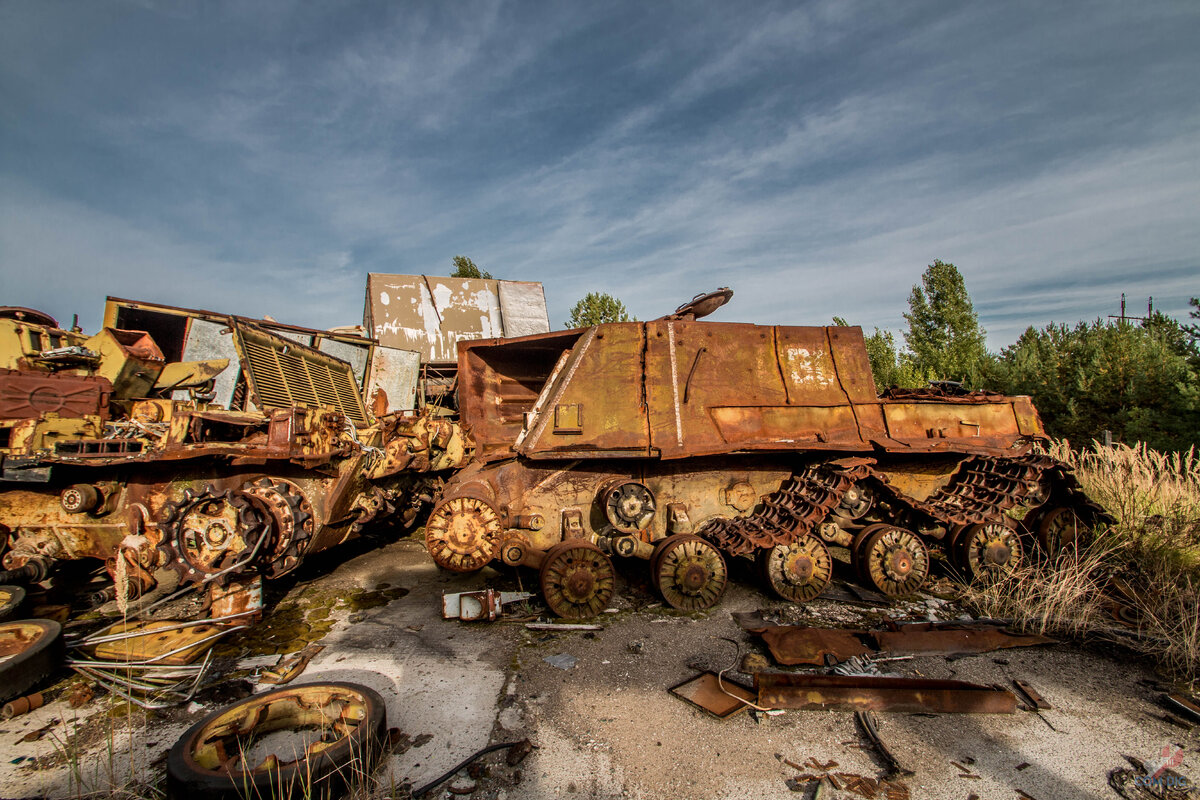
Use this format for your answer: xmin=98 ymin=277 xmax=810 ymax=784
xmin=755 ymin=673 xmax=1018 ymax=714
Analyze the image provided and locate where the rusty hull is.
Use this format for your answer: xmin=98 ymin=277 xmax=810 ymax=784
xmin=755 ymin=672 xmax=1019 ymax=714
xmin=457 ymin=321 xmax=1043 ymax=462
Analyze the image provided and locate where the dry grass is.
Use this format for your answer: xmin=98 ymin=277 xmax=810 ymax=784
xmin=967 ymin=441 xmax=1200 ymax=682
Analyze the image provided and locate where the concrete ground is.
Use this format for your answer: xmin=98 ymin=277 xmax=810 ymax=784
xmin=0 ymin=534 xmax=1196 ymax=799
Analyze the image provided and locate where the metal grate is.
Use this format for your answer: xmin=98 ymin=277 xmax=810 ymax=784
xmin=233 ymin=322 xmax=368 ymax=425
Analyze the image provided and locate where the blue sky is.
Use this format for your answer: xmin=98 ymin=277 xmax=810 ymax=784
xmin=2 ymin=1 xmax=1197 ymax=348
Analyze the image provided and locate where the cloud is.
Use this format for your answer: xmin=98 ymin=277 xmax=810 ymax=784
xmin=1 ymin=1 xmax=1197 ymax=354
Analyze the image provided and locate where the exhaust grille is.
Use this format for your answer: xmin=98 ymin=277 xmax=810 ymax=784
xmin=233 ymin=322 xmax=368 ymax=425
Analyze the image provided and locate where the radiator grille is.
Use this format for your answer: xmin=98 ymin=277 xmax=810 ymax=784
xmin=234 ymin=323 xmax=368 ymax=425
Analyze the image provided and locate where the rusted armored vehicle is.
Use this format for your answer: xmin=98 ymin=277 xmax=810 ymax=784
xmin=0 ymin=307 xmax=467 ymax=616
xmin=422 ymin=290 xmax=1100 ymax=618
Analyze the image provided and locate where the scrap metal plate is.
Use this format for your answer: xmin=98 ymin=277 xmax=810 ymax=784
xmin=670 ymin=671 xmax=756 ymax=719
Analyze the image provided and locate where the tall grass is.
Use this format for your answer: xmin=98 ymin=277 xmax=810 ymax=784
xmin=968 ymin=441 xmax=1200 ymax=682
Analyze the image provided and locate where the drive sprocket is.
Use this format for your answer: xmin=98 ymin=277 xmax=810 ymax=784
xmin=158 ymin=485 xmax=274 ymax=586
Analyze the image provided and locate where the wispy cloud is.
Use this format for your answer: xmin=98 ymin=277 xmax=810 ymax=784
xmin=1 ymin=1 xmax=1197 ymax=349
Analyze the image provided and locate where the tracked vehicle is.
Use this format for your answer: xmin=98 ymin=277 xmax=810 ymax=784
xmin=422 ymin=290 xmax=1102 ymax=618
xmin=0 ymin=307 xmax=467 ymax=616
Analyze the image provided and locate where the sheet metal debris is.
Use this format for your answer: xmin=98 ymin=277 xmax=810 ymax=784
xmin=1012 ymin=679 xmax=1051 ymax=710
xmin=738 ymin=616 xmax=1055 ymax=666
xmin=669 ymin=671 xmax=756 ymax=719
xmin=755 ymin=672 xmax=1018 ymax=714
xmin=543 ymin=653 xmax=577 ymax=670
xmin=1164 ymin=692 xmax=1200 ymax=723
xmin=442 ymin=590 xmax=535 ymax=622
xmin=260 ymin=642 xmax=324 ymax=685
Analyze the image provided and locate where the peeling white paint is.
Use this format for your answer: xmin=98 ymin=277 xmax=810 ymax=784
xmin=785 ymin=346 xmax=836 ymax=388
xmin=365 ymin=274 xmax=549 ymax=362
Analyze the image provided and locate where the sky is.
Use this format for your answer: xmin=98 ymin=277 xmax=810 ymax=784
xmin=1 ymin=1 xmax=1198 ymax=349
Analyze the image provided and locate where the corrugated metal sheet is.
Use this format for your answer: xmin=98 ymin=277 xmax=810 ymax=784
xmin=364 ymin=274 xmax=550 ymax=363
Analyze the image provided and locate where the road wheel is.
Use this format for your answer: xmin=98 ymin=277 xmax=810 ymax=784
xmin=853 ymin=525 xmax=930 ymax=597
xmin=166 ymin=682 xmax=387 ymax=800
xmin=952 ymin=521 xmax=1023 ymax=581
xmin=651 ymin=534 xmax=727 ymax=611
xmin=539 ymin=541 xmax=615 ymax=619
xmin=756 ymin=536 xmax=832 ymax=603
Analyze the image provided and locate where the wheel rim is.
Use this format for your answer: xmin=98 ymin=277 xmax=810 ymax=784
xmin=540 ymin=541 xmax=615 ymax=619
xmin=758 ymin=536 xmax=832 ymax=603
xmin=857 ymin=525 xmax=929 ymax=597
xmin=176 ymin=682 xmax=385 ymax=793
xmin=1038 ymin=507 xmax=1090 ymax=557
xmin=956 ymin=522 xmax=1023 ymax=580
xmin=425 ymin=496 xmax=502 ymax=572
xmin=652 ymin=535 xmax=727 ymax=611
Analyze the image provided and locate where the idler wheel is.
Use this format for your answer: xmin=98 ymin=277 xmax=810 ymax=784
xmin=953 ymin=521 xmax=1023 ymax=581
xmin=539 ymin=541 xmax=615 ymax=619
xmin=756 ymin=535 xmax=833 ymax=603
xmin=650 ymin=534 xmax=727 ymax=611
xmin=853 ymin=524 xmax=929 ymax=597
xmin=424 ymin=496 xmax=502 ymax=573
xmin=1036 ymin=506 xmax=1093 ymax=557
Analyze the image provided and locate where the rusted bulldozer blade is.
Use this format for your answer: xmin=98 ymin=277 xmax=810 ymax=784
xmin=873 ymin=622 xmax=1056 ymax=657
xmin=854 ymin=710 xmax=913 ymax=777
xmin=755 ymin=673 xmax=1018 ymax=714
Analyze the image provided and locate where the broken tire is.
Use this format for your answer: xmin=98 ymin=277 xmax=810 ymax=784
xmin=166 ymin=681 xmax=388 ymax=800
xmin=0 ymin=619 xmax=64 ymax=703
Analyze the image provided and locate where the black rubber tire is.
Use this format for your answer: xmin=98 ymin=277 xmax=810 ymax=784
xmin=166 ymin=681 xmax=388 ymax=800
xmin=0 ymin=618 xmax=64 ymax=703
xmin=0 ymin=585 xmax=26 ymax=621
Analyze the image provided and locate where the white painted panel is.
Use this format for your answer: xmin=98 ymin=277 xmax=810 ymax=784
xmin=178 ymin=319 xmax=240 ymax=406
xmin=367 ymin=346 xmax=421 ymax=411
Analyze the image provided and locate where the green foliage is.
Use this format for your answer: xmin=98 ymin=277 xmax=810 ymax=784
xmin=1186 ymin=296 xmax=1200 ymax=341
xmin=833 ymin=317 xmax=922 ymax=393
xmin=450 ymin=255 xmax=492 ymax=279
xmin=986 ymin=313 xmax=1200 ymax=452
xmin=903 ymin=260 xmax=990 ymax=384
xmin=566 ymin=292 xmax=631 ymax=327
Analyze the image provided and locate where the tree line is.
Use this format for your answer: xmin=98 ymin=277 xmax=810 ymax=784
xmin=838 ymin=260 xmax=1200 ymax=453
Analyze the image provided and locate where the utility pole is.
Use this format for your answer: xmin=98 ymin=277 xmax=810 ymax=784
xmin=1108 ymin=293 xmax=1153 ymax=324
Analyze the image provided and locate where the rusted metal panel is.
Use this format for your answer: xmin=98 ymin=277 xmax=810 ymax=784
xmin=755 ymin=673 xmax=1018 ymax=714
xmin=0 ymin=370 xmax=111 ymax=420
xmin=104 ymin=297 xmax=378 ymax=399
xmin=882 ymin=401 xmax=1023 ymax=442
xmin=456 ymin=329 xmax=583 ymax=457
xmin=232 ymin=321 xmax=368 ymax=426
xmin=364 ymin=345 xmax=420 ymax=412
xmin=757 ymin=626 xmax=873 ymax=666
xmin=519 ymin=323 xmax=650 ymax=458
xmin=872 ymin=623 xmax=1056 ymax=656
xmin=365 ymin=274 xmax=550 ymax=364
xmin=456 ymin=320 xmax=1040 ymax=462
